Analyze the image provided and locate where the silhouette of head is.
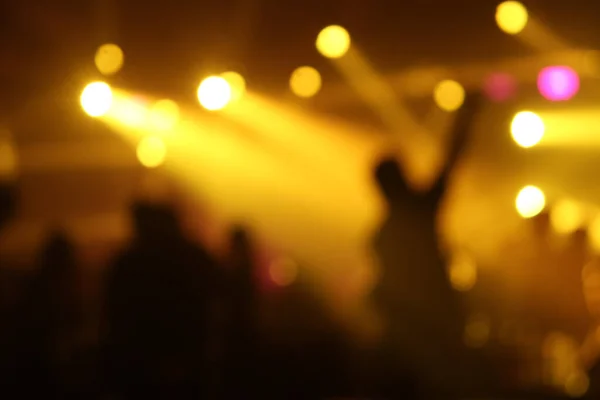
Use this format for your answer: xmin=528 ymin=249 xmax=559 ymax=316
xmin=38 ymin=229 xmax=76 ymax=282
xmin=131 ymin=200 xmax=181 ymax=243
xmin=374 ymin=157 xmax=410 ymax=203
xmin=229 ymin=225 xmax=253 ymax=265
xmin=0 ymin=183 xmax=15 ymax=230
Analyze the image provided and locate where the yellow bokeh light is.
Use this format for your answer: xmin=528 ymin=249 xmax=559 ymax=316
xmin=316 ymin=25 xmax=351 ymax=59
xmin=511 ymin=111 xmax=545 ymax=148
xmin=449 ymin=251 xmax=477 ymax=292
xmin=433 ymin=80 xmax=465 ymax=112
xmin=464 ymin=314 xmax=491 ymax=348
xmin=80 ymin=81 xmax=113 ymax=117
xmin=149 ymin=99 xmax=180 ymax=131
xmin=515 ymin=185 xmax=546 ymax=219
xmin=0 ymin=138 xmax=17 ymax=180
xmin=137 ymin=136 xmax=167 ymax=169
xmin=220 ymin=71 xmax=246 ymax=102
xmin=564 ymin=371 xmax=589 ymax=398
xmin=94 ymin=43 xmax=124 ymax=76
xmin=289 ymin=66 xmax=322 ymax=98
xmin=550 ymin=199 xmax=586 ymax=235
xmin=197 ymin=76 xmax=232 ymax=111
xmin=118 ymin=99 xmax=148 ymax=128
xmin=269 ymin=257 xmax=298 ymax=287
xmin=496 ymin=1 xmax=529 ymax=35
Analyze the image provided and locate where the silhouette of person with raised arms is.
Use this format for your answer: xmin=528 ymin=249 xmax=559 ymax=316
xmin=102 ymin=200 xmax=220 ymax=400
xmin=372 ymin=92 xmax=484 ymax=397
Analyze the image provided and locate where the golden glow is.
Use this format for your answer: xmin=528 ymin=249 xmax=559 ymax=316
xmin=137 ymin=136 xmax=167 ymax=168
xmin=80 ymin=81 xmax=113 ymax=117
xmin=496 ymin=1 xmax=529 ymax=35
xmin=511 ymin=111 xmax=545 ymax=148
xmin=197 ymin=76 xmax=232 ymax=111
xmin=149 ymin=99 xmax=180 ymax=131
xmin=565 ymin=371 xmax=589 ymax=397
xmin=316 ymin=25 xmax=351 ymax=59
xmin=588 ymin=215 xmax=600 ymax=253
xmin=221 ymin=71 xmax=246 ymax=102
xmin=433 ymin=80 xmax=465 ymax=112
xmin=464 ymin=314 xmax=490 ymax=348
xmin=290 ymin=66 xmax=322 ymax=98
xmin=269 ymin=257 xmax=298 ymax=287
xmin=550 ymin=199 xmax=586 ymax=235
xmin=118 ymin=99 xmax=148 ymax=128
xmin=0 ymin=139 xmax=17 ymax=179
xmin=94 ymin=43 xmax=124 ymax=76
xmin=449 ymin=251 xmax=477 ymax=291
xmin=515 ymin=185 xmax=546 ymax=219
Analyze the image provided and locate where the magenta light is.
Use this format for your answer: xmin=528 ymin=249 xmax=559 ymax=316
xmin=537 ymin=66 xmax=580 ymax=101
xmin=484 ymin=73 xmax=517 ymax=102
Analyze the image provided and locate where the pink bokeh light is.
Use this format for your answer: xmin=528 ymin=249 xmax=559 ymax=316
xmin=537 ymin=66 xmax=580 ymax=101
xmin=484 ymin=73 xmax=517 ymax=102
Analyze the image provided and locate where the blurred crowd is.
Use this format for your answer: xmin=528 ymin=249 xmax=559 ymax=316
xmin=1 ymin=94 xmax=600 ymax=399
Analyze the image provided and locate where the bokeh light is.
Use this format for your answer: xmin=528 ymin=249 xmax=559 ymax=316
xmin=449 ymin=251 xmax=477 ymax=292
xmin=0 ymin=136 xmax=17 ymax=180
xmin=221 ymin=71 xmax=246 ymax=102
xmin=80 ymin=81 xmax=113 ymax=117
xmin=197 ymin=76 xmax=232 ymax=111
xmin=515 ymin=185 xmax=546 ymax=219
xmin=550 ymin=199 xmax=586 ymax=235
xmin=537 ymin=66 xmax=580 ymax=102
xmin=118 ymin=99 xmax=148 ymax=128
xmin=137 ymin=136 xmax=167 ymax=168
xmin=433 ymin=80 xmax=465 ymax=112
xmin=269 ymin=257 xmax=298 ymax=287
xmin=495 ymin=1 xmax=529 ymax=35
xmin=316 ymin=25 xmax=351 ymax=59
xmin=564 ymin=371 xmax=589 ymax=397
xmin=149 ymin=99 xmax=180 ymax=131
xmin=510 ymin=111 xmax=545 ymax=148
xmin=289 ymin=66 xmax=322 ymax=98
xmin=94 ymin=43 xmax=124 ymax=76
xmin=464 ymin=314 xmax=491 ymax=348
xmin=484 ymin=73 xmax=517 ymax=102
xmin=588 ymin=215 xmax=600 ymax=253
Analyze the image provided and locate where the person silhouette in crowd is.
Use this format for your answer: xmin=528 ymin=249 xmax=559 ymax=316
xmin=371 ymin=92 xmax=484 ymax=397
xmin=6 ymin=229 xmax=84 ymax=398
xmin=102 ymin=200 xmax=221 ymax=399
xmin=222 ymin=225 xmax=261 ymax=398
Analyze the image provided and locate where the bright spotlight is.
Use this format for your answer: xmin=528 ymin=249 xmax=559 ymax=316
xmin=433 ymin=80 xmax=465 ymax=112
xmin=289 ymin=66 xmax=322 ymax=98
xmin=95 ymin=43 xmax=124 ymax=76
xmin=496 ymin=1 xmax=529 ymax=35
xmin=80 ymin=81 xmax=113 ymax=117
xmin=515 ymin=185 xmax=546 ymax=219
xmin=149 ymin=99 xmax=180 ymax=131
xmin=510 ymin=111 xmax=544 ymax=148
xmin=137 ymin=136 xmax=166 ymax=168
xmin=316 ymin=25 xmax=351 ymax=59
xmin=197 ymin=76 xmax=232 ymax=111
xmin=220 ymin=71 xmax=246 ymax=102
xmin=537 ymin=66 xmax=580 ymax=102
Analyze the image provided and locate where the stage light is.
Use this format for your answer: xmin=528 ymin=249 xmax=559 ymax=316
xmin=149 ymin=99 xmax=180 ymax=131
xmin=316 ymin=25 xmax=351 ymax=59
xmin=197 ymin=76 xmax=232 ymax=111
xmin=484 ymin=73 xmax=517 ymax=102
xmin=95 ymin=43 xmax=124 ymax=76
xmin=221 ymin=71 xmax=246 ymax=102
xmin=515 ymin=185 xmax=545 ymax=219
xmin=496 ymin=1 xmax=528 ymax=35
xmin=433 ymin=80 xmax=465 ymax=111
xmin=510 ymin=111 xmax=544 ymax=148
xmin=537 ymin=66 xmax=580 ymax=102
xmin=289 ymin=66 xmax=322 ymax=98
xmin=137 ymin=136 xmax=166 ymax=168
xmin=80 ymin=81 xmax=113 ymax=117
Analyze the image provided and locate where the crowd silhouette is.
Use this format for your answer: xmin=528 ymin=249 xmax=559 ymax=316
xmin=0 ymin=91 xmax=596 ymax=399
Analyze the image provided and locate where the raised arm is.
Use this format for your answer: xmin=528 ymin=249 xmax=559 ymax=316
xmin=429 ymin=92 xmax=484 ymax=198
